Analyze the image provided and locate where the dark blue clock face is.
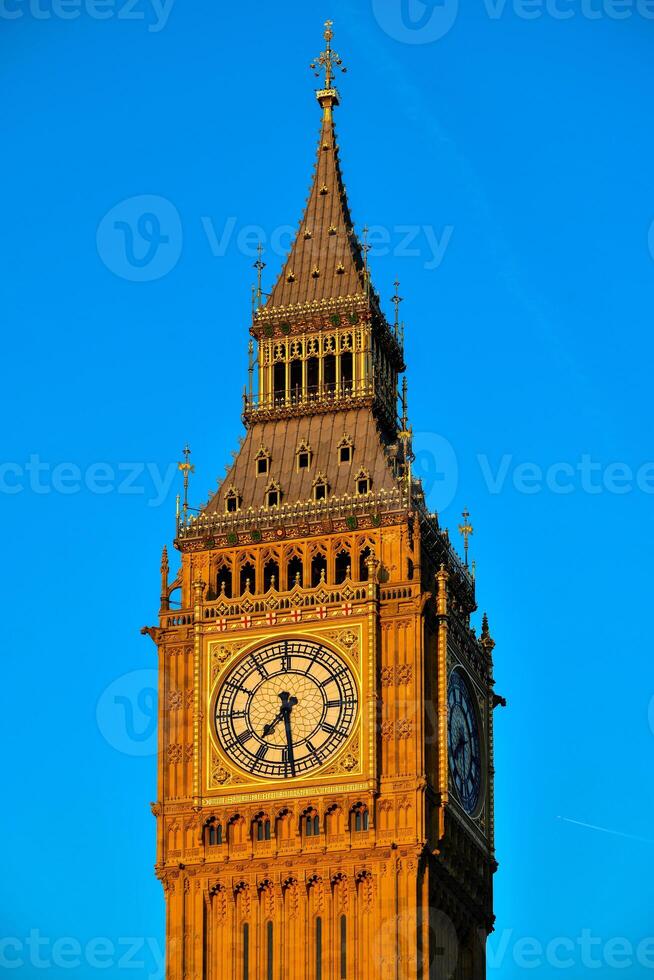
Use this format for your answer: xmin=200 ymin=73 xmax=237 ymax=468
xmin=448 ymin=670 xmax=482 ymax=815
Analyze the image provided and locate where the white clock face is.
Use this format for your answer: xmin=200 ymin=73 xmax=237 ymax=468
xmin=214 ymin=639 xmax=358 ymax=779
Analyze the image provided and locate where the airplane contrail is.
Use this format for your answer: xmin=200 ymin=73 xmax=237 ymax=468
xmin=557 ymin=816 xmax=654 ymax=845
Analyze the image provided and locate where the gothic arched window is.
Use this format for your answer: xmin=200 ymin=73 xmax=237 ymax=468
xmin=311 ymin=552 xmax=327 ymax=587
xmin=335 ymin=549 xmax=350 ymax=584
xmin=240 ymin=561 xmax=255 ymax=595
xmin=263 ymin=558 xmax=279 ymax=592
xmin=288 ymin=555 xmax=303 ymax=588
xmin=216 ymin=566 xmax=232 ymax=598
xmin=359 ymin=546 xmax=372 ymax=581
xmin=352 ymin=803 xmax=369 ymax=832
xmin=304 ymin=809 xmax=320 ymax=837
xmin=254 ymin=814 xmax=272 ymax=841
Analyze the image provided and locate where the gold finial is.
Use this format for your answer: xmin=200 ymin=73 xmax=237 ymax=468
xmin=391 ymin=279 xmax=403 ymax=336
xmin=311 ymin=20 xmax=347 ymax=98
xmin=458 ymin=508 xmax=474 ymax=567
xmin=400 ymin=375 xmax=408 ymax=432
xmin=178 ymin=444 xmax=194 ymax=516
xmin=254 ymin=243 xmax=266 ymax=310
xmin=361 ymin=225 xmax=371 ymax=298
xmin=247 ymin=339 xmax=255 ymax=405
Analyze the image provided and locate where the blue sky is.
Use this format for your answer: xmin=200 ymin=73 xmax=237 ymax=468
xmin=2 ymin=1 xmax=654 ymax=977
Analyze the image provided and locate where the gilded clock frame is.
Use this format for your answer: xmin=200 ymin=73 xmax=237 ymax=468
xmin=201 ymin=619 xmax=376 ymax=806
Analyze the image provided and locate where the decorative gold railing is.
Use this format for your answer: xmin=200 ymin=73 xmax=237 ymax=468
xmin=176 ymin=486 xmax=410 ymax=542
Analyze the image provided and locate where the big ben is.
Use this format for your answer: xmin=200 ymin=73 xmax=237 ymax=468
xmin=145 ymin=22 xmax=501 ymax=980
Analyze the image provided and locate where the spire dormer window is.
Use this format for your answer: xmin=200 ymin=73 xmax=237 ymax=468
xmin=337 ymin=436 xmax=353 ymax=465
xmin=296 ymin=441 xmax=312 ymax=471
xmin=265 ymin=481 xmax=282 ymax=509
xmin=225 ymin=486 xmax=241 ymax=513
xmin=255 ymin=447 xmax=271 ymax=477
xmin=355 ymin=469 xmax=371 ymax=495
xmin=312 ymin=474 xmax=329 ymax=502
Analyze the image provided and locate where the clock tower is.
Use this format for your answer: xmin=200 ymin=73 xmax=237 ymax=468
xmin=146 ymin=22 xmax=501 ymax=980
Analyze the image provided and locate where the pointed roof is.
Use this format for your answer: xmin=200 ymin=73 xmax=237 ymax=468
xmin=262 ymin=90 xmax=367 ymax=312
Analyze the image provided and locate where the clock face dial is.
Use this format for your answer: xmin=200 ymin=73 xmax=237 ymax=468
xmin=448 ymin=670 xmax=483 ymax=815
xmin=214 ymin=639 xmax=358 ymax=780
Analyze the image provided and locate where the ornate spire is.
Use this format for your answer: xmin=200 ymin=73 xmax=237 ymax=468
xmin=310 ymin=19 xmax=347 ymax=109
xmin=260 ymin=25 xmax=366 ymax=313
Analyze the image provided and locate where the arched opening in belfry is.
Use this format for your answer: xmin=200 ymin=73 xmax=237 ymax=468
xmin=288 ymin=555 xmax=303 ymax=588
xmin=290 ymin=360 xmax=302 ymax=402
xmin=216 ymin=566 xmax=233 ymax=598
xmin=359 ymin=546 xmax=372 ymax=581
xmin=273 ymin=362 xmax=285 ymax=404
xmin=311 ymin=552 xmax=328 ymax=587
xmin=240 ymin=561 xmax=255 ymax=595
xmin=307 ymin=357 xmax=319 ymax=397
xmin=335 ymin=549 xmax=350 ymax=584
xmin=263 ymin=558 xmax=279 ymax=592
xmin=323 ymin=353 xmax=336 ymax=394
xmin=340 ymin=351 xmax=353 ymax=395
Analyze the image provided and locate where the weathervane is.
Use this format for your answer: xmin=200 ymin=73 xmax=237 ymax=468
xmin=310 ymin=20 xmax=347 ymax=90
xmin=458 ymin=508 xmax=474 ymax=567
xmin=178 ymin=444 xmax=194 ymax=516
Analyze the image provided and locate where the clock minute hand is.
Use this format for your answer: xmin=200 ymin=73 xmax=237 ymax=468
xmin=279 ymin=691 xmax=298 ymax=778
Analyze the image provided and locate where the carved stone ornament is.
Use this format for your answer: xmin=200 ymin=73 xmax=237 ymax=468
xmin=168 ymin=690 xmax=183 ymax=710
xmin=212 ymin=763 xmax=231 ymax=786
xmin=210 ymin=639 xmax=248 ymax=678
xmin=396 ymin=718 xmax=413 ymax=740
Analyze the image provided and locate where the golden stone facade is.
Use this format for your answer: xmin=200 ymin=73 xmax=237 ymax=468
xmin=145 ymin=23 xmax=499 ymax=980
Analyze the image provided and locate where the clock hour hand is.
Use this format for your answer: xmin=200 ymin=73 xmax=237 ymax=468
xmin=262 ymin=709 xmax=284 ymax=738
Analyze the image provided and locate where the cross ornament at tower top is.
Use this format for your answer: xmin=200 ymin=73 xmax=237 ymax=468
xmin=310 ymin=20 xmax=347 ymax=91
